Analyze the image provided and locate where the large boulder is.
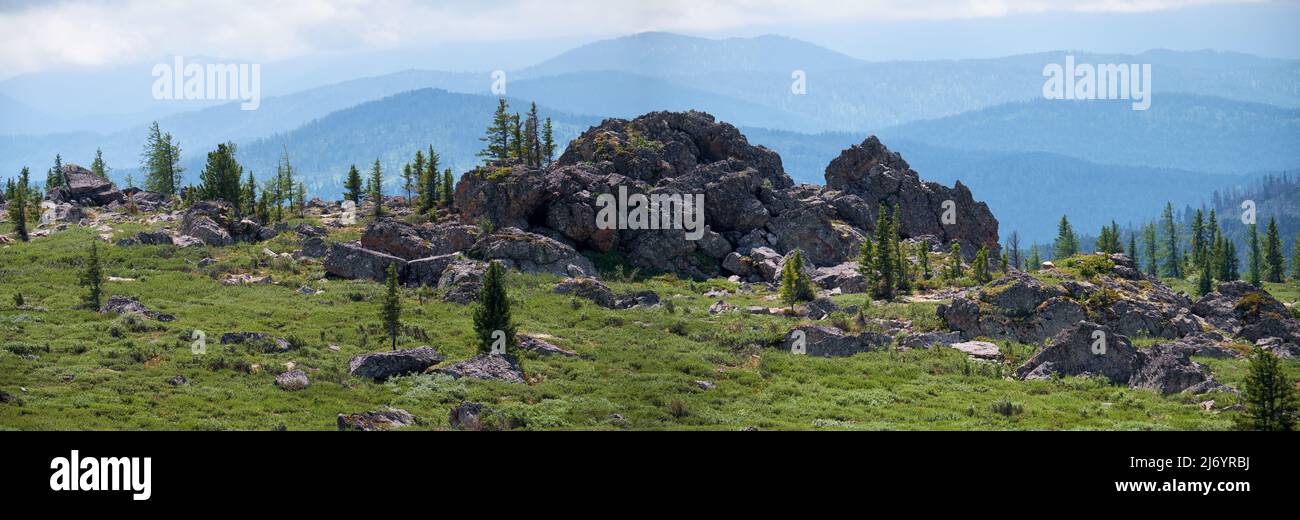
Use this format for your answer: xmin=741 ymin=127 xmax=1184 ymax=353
xmin=1015 ymin=322 xmax=1217 ymax=394
xmin=348 ymin=346 xmax=445 ymax=381
xmin=782 ymin=324 xmax=891 ymax=357
xmin=811 ymin=262 xmax=869 ymax=294
xmin=453 ymin=158 xmax=547 ymax=230
xmin=470 ymin=228 xmax=596 ymax=277
xmin=99 ymin=296 xmax=175 ymax=321
xmin=433 ymin=353 xmax=526 ymax=384
xmin=324 ymin=242 xmax=408 ymax=282
xmin=822 ymin=136 xmax=999 ymax=259
xmin=337 ymin=408 xmax=417 ymax=431
xmin=39 ymin=202 xmax=84 ymax=226
xmin=437 ymin=260 xmax=488 ymax=304
xmin=48 ymin=164 xmax=123 ymax=207
xmin=361 ymin=217 xmax=434 ymax=260
xmin=1192 ymin=282 xmax=1300 ymax=344
xmin=1014 ymin=322 xmax=1143 ymax=385
xmin=553 ymin=277 xmax=616 ymax=308
xmin=406 ymin=253 xmax=464 ymax=287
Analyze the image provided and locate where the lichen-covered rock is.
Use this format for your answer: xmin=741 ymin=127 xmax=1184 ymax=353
xmin=274 ymin=370 xmax=310 ymax=391
xmin=1015 ymin=322 xmax=1217 ymax=394
xmin=433 ymin=353 xmax=526 ymax=384
xmin=470 ymin=228 xmax=596 ymax=277
xmin=47 ymin=164 xmax=123 ymax=207
xmin=811 ymin=262 xmax=868 ymax=294
xmin=324 ymin=242 xmax=408 ymax=282
xmin=337 ymin=407 xmax=417 ymax=431
xmin=782 ymin=324 xmax=890 ymax=358
xmin=348 ymin=346 xmax=445 ymax=381
xmin=437 ymin=260 xmax=488 ymax=304
xmin=517 ymin=334 xmax=578 ymax=357
xmin=99 ymin=296 xmax=175 ymax=321
xmin=553 ymin=277 xmax=615 ymax=308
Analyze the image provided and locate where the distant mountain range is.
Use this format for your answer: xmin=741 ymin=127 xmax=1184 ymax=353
xmin=1 ymin=31 xmax=1296 ymax=246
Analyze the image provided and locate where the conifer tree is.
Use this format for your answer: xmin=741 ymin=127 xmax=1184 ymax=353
xmin=857 ymin=240 xmax=877 ymax=289
xmin=141 ymin=121 xmax=183 ymax=196
xmin=1160 ymin=202 xmax=1181 ymax=278
xmin=1197 ymin=254 xmax=1213 ymax=296
xmin=973 ymin=245 xmax=991 ymax=284
xmin=1191 ymin=209 xmax=1207 ymax=269
xmin=381 ymin=263 xmax=401 ymax=351
xmin=542 ymin=117 xmax=556 ymax=166
xmin=401 ymin=163 xmax=415 ymax=204
xmin=524 ymin=102 xmax=542 ymax=167
xmin=999 ymin=251 xmax=1009 ymax=274
xmin=1143 ymin=223 xmax=1158 ymax=276
xmin=478 ymin=99 xmax=512 ymax=162
xmin=369 ymin=158 xmax=384 ymax=217
xmin=240 ymin=170 xmax=258 ymax=217
xmin=80 ymin=241 xmax=104 ymax=310
xmin=872 ymin=206 xmax=894 ymax=298
xmin=1263 ymin=216 xmax=1285 ymax=283
xmin=197 ymin=142 xmax=243 ymax=205
xmin=441 ymin=168 xmax=454 ymax=207
xmin=891 ymin=204 xmax=910 ymax=293
xmin=412 ymin=150 xmax=426 ymax=202
xmin=1028 ymin=243 xmax=1040 ymax=272
xmin=948 ymin=243 xmax=963 ymax=281
xmin=1236 ymin=347 xmax=1297 ymax=431
xmin=419 ymin=148 xmax=441 ymax=215
xmin=9 ymin=167 xmax=30 ymax=242
xmin=1128 ymin=233 xmax=1138 ymax=266
xmin=1291 ymin=233 xmax=1300 ymax=283
xmin=90 ymin=148 xmax=109 ymax=179
xmin=1053 ymin=215 xmax=1078 ymax=259
xmin=47 ymin=154 xmax=64 ymax=191
xmin=779 ymin=250 xmax=814 ymax=306
xmin=343 ymin=164 xmax=363 ymax=205
xmin=1006 ymin=231 xmax=1021 ymax=270
xmin=473 ymin=261 xmax=516 ymax=354
xmin=918 ymin=242 xmax=931 ymax=279
xmin=1248 ymin=223 xmax=1261 ymax=286
xmin=295 ymin=181 xmax=306 ymax=218
xmin=510 ymin=113 xmax=524 ymax=159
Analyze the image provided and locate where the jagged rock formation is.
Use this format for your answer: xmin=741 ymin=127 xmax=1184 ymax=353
xmin=47 ymin=164 xmax=123 ymax=207
xmin=1015 ymin=322 xmax=1218 ymax=394
xmin=454 ymin=110 xmax=1000 ymax=280
xmin=99 ymin=296 xmax=175 ymax=321
xmin=180 ymin=201 xmax=276 ymax=246
xmin=1193 ymin=281 xmax=1300 ymax=348
xmin=433 ymin=353 xmax=526 ymax=384
xmin=940 ymin=257 xmax=1197 ymax=343
xmin=782 ymin=324 xmax=891 ymax=357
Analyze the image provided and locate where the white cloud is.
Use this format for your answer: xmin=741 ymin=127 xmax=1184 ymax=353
xmin=0 ymin=0 xmax=1264 ymax=76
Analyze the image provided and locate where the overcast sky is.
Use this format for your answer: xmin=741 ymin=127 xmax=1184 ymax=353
xmin=0 ymin=0 xmax=1294 ymax=78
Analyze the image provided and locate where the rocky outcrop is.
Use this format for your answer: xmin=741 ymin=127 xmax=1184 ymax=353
xmin=433 ymin=353 xmax=526 ymax=384
xmin=99 ymin=296 xmax=175 ymax=321
xmin=941 ymin=269 xmax=1195 ymax=344
xmin=782 ymin=324 xmax=891 ymax=357
xmin=454 ymin=111 xmax=999 ymax=280
xmin=361 ymin=217 xmax=434 ymax=260
xmin=337 ymin=408 xmax=417 ymax=431
xmin=179 ymin=201 xmax=275 ymax=246
xmin=822 ymin=136 xmax=999 ymax=259
xmin=39 ymin=202 xmax=84 ymax=226
xmin=552 ymin=277 xmax=660 ymax=309
xmin=437 ymin=260 xmax=488 ymax=304
xmin=811 ymin=262 xmax=869 ymax=294
xmin=470 ymin=227 xmax=596 ymax=277
xmin=325 ymin=242 xmax=408 ymax=282
xmin=47 ymin=164 xmax=123 ymax=207
xmin=348 ymin=346 xmax=445 ymax=381
xmin=1192 ymin=281 xmax=1300 ymax=345
xmin=1015 ymin=322 xmax=1216 ymax=394
xmin=407 ymin=253 xmax=464 ymax=287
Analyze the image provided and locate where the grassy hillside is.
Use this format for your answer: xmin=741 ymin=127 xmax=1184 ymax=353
xmin=2 ymin=215 xmax=1287 ymax=431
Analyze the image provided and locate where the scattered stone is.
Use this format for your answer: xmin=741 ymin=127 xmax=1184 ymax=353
xmin=297 ymin=285 xmax=321 ymax=296
xmin=517 ymin=334 xmax=578 ymax=357
xmin=803 ymin=297 xmax=839 ymax=320
xmin=554 ymin=277 xmax=615 ymax=308
xmin=950 ymin=341 xmax=1002 ymax=361
xmin=220 ymin=332 xmax=292 ymax=353
xmin=695 ymin=380 xmax=717 ymax=390
xmin=783 ymin=324 xmax=890 ymax=357
xmin=222 ymin=273 xmax=273 ymax=285
xmin=448 ymin=401 xmax=486 ymax=430
xmin=197 ymin=257 xmax=216 ymax=268
xmin=433 ymin=353 xmax=526 ymax=384
xmin=347 ymin=346 xmax=444 ymax=380
xmin=337 ymin=407 xmax=417 ymax=431
xmin=167 ymin=375 xmax=188 ymax=386
xmin=274 ymin=370 xmax=310 ymax=391
xmin=708 ymin=300 xmax=736 ymax=314
xmin=99 ymin=296 xmax=176 ymax=321
xmin=897 ymin=331 xmax=962 ymax=350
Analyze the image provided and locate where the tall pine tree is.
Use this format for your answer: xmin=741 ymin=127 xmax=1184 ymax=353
xmin=473 ymin=261 xmax=516 ymax=354
xmin=1053 ymin=215 xmax=1078 ymax=259
xmin=1263 ymin=216 xmax=1285 ymax=283
xmin=381 ymin=263 xmax=401 ymax=351
xmin=343 ymin=164 xmax=363 ymax=204
xmin=478 ymin=99 xmax=512 ymax=162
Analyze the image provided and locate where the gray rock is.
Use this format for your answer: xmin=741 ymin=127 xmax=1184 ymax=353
xmin=274 ymin=370 xmax=310 ymax=391
xmin=337 ymin=407 xmax=417 ymax=431
xmin=471 ymin=227 xmax=596 ymax=277
xmin=897 ymin=331 xmax=962 ymax=349
xmin=348 ymin=346 xmax=445 ymax=381
xmin=325 ymin=242 xmax=407 ymax=282
xmin=433 ymin=353 xmax=526 ymax=384
xmin=951 ymin=341 xmax=1002 ymax=361
xmin=448 ymin=401 xmax=486 ymax=430
xmin=406 ymin=253 xmax=464 ymax=287
xmin=553 ymin=277 xmax=616 ymax=308
xmin=99 ymin=296 xmax=175 ymax=321
xmin=517 ymin=334 xmax=578 ymax=357
xmin=811 ymin=262 xmax=869 ymax=294
xmin=220 ymin=332 xmax=291 ymax=353
xmin=437 ymin=260 xmax=488 ymax=304
xmin=783 ymin=324 xmax=890 ymax=357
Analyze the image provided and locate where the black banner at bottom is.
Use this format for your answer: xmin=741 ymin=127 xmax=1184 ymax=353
xmin=1 ymin=431 xmax=1288 ymax=510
